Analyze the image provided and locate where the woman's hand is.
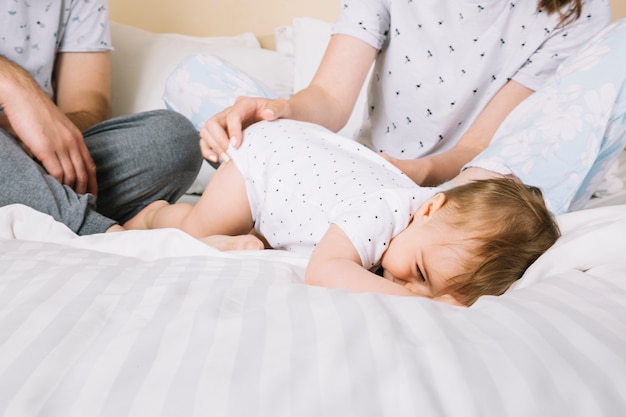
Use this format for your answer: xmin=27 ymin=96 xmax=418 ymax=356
xmin=199 ymin=96 xmax=292 ymax=163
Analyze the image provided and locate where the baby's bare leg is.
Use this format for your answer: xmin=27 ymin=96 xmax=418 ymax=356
xmin=124 ymin=160 xmax=254 ymax=239
xmin=125 ymin=203 xmax=262 ymax=250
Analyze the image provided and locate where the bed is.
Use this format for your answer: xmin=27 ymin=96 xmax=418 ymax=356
xmin=1 ymin=13 xmax=625 ymax=417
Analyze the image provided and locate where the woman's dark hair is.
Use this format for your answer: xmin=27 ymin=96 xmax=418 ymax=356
xmin=539 ymin=0 xmax=583 ymax=25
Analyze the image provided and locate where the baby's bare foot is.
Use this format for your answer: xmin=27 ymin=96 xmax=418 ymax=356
xmin=200 ymin=234 xmax=264 ymax=251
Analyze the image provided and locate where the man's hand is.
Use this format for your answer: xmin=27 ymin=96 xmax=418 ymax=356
xmin=0 ymin=53 xmax=110 ymax=196
xmin=2 ymin=79 xmax=97 ymax=196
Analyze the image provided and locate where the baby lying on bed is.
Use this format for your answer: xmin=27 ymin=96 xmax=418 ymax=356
xmin=125 ymin=120 xmax=560 ymax=306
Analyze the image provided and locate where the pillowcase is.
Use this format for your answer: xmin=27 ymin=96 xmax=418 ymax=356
xmin=163 ymin=53 xmax=278 ymax=131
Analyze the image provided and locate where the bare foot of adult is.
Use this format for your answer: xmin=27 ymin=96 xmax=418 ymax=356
xmin=124 ymin=200 xmax=169 ymax=229
xmin=200 ymin=234 xmax=264 ymax=251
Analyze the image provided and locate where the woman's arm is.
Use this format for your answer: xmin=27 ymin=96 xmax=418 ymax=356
xmin=0 ymin=54 xmax=100 ymax=195
xmin=200 ymin=34 xmax=377 ymax=162
xmin=385 ymin=80 xmax=534 ymax=186
xmin=287 ymin=34 xmax=377 ymax=132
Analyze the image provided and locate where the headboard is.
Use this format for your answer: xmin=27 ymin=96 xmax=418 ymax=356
xmin=109 ymin=0 xmax=626 ymax=49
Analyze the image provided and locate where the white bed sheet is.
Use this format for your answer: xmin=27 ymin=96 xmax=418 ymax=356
xmin=0 ymin=203 xmax=625 ymax=417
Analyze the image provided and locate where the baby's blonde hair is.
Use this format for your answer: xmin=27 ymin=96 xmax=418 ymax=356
xmin=438 ymin=178 xmax=560 ymax=306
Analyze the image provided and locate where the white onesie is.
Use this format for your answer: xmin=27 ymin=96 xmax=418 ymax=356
xmin=229 ymin=120 xmax=440 ymax=268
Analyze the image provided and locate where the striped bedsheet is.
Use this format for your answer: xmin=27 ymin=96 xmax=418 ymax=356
xmin=0 ymin=204 xmax=624 ymax=417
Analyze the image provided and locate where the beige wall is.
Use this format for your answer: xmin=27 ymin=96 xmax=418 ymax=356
xmin=108 ymin=0 xmax=339 ymax=48
xmin=109 ymin=0 xmax=626 ymax=48
xmin=613 ymin=0 xmax=626 ymax=20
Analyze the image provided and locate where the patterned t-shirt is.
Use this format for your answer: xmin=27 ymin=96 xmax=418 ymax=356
xmin=333 ymin=0 xmax=611 ymax=159
xmin=229 ymin=119 xmax=440 ymax=269
xmin=467 ymin=19 xmax=626 ymax=215
xmin=0 ymin=0 xmax=112 ymax=100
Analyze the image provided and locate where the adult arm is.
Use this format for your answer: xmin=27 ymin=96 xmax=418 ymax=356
xmin=200 ymin=34 xmax=376 ymax=162
xmin=54 ymin=51 xmax=111 ymax=131
xmin=0 ymin=51 xmax=110 ymax=195
xmin=384 ymin=80 xmax=533 ymax=186
xmin=306 ymin=224 xmax=417 ymax=296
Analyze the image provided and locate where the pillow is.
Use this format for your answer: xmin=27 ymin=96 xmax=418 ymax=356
xmin=274 ymin=25 xmax=294 ymax=57
xmin=163 ymin=53 xmax=278 ymax=131
xmin=291 ymin=17 xmax=332 ymax=93
xmin=110 ymin=22 xmax=293 ymax=117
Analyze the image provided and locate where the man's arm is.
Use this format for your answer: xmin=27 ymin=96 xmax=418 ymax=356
xmin=0 ymin=52 xmax=109 ymax=195
xmin=54 ymin=51 xmax=111 ymax=131
xmin=384 ymin=80 xmax=534 ymax=186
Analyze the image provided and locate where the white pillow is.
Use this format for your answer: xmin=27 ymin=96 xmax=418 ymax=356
xmin=110 ymin=22 xmax=293 ymax=117
xmin=291 ymin=17 xmax=371 ymax=139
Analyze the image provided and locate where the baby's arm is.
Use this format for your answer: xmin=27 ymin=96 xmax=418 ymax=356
xmin=306 ymin=224 xmax=416 ymax=296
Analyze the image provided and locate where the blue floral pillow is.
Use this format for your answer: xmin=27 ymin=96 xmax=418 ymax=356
xmin=465 ymin=19 xmax=626 ymax=215
xmin=163 ymin=53 xmax=278 ymax=131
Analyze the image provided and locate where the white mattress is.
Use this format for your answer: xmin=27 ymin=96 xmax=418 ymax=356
xmin=0 ymin=200 xmax=625 ymax=417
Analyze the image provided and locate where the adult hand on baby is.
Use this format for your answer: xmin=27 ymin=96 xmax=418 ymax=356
xmin=431 ymin=294 xmax=466 ymax=307
xmin=200 ymin=96 xmax=292 ymax=163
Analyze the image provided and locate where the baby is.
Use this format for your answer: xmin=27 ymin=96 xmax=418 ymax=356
xmin=125 ymin=120 xmax=560 ymax=306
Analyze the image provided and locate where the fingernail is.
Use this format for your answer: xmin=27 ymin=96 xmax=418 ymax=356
xmin=230 ymin=136 xmax=237 ymax=147
xmin=208 ymin=154 xmax=218 ymax=163
xmin=263 ymin=108 xmax=275 ymax=116
xmin=220 ymin=152 xmax=230 ymax=163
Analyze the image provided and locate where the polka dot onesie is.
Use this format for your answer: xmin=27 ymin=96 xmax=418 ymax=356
xmin=228 ymin=120 xmax=440 ymax=269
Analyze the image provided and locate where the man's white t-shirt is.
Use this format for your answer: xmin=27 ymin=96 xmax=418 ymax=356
xmin=0 ymin=0 xmax=112 ymax=100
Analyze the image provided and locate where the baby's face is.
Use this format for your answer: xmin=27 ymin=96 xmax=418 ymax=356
xmin=380 ymin=210 xmax=472 ymax=299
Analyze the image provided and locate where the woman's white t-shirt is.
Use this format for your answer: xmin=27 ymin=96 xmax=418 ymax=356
xmin=333 ymin=0 xmax=611 ymax=158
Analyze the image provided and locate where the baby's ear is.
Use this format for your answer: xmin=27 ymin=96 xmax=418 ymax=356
xmin=432 ymin=293 xmax=467 ymax=307
xmin=415 ymin=193 xmax=447 ymax=218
